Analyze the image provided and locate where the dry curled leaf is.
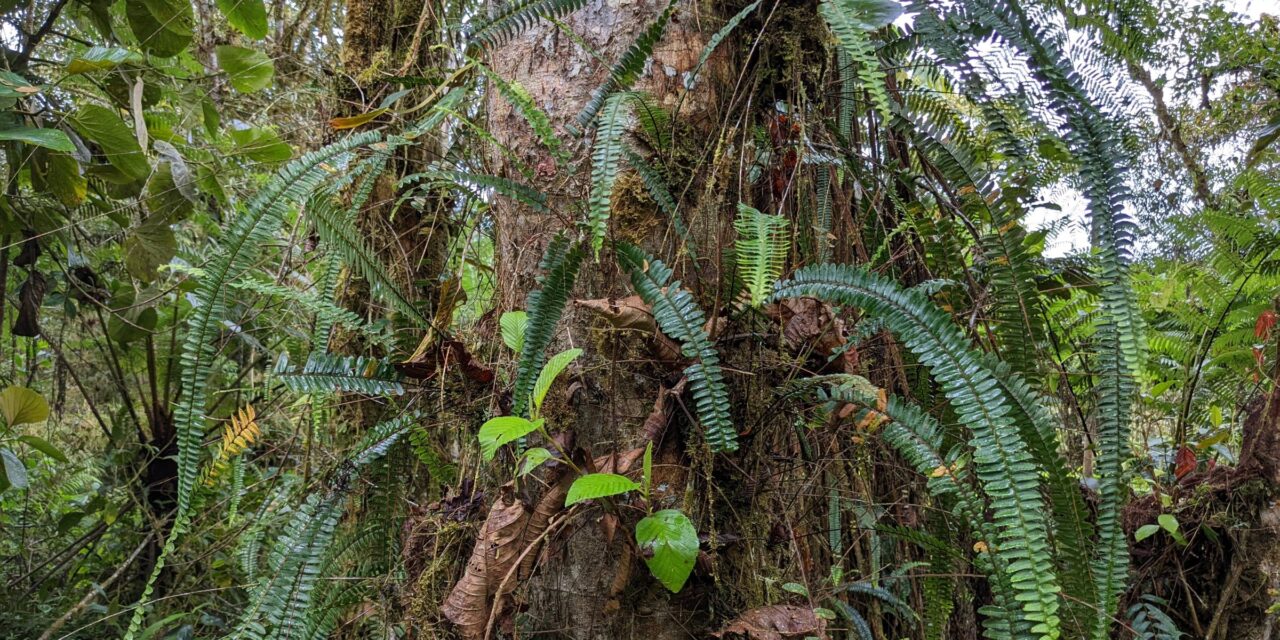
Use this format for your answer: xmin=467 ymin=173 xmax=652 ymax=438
xmin=714 ymin=604 xmax=828 ymax=639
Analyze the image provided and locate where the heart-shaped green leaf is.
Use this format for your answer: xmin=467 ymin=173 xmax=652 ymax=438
xmin=636 ymin=509 xmax=699 ymax=592
xmin=0 ymin=386 xmax=49 ymax=427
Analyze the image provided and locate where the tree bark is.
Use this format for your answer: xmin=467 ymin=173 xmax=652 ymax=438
xmin=485 ymin=1 xmax=732 ymax=637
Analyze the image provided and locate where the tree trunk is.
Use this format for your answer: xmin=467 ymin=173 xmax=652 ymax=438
xmin=486 ymin=1 xmax=733 ymax=637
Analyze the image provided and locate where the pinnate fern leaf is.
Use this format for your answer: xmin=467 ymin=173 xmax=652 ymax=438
xmin=617 ymin=242 xmax=737 ymax=452
xmin=734 ymin=203 xmax=789 ymax=306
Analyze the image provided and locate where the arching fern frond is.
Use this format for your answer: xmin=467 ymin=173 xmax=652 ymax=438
xmin=616 ymin=242 xmax=737 ymax=452
xmin=572 ymin=0 xmax=677 ymax=132
xmin=122 ymin=132 xmax=383 ymax=640
xmin=734 ymin=203 xmax=789 ymax=306
xmin=401 ymin=168 xmax=552 ymax=214
xmin=772 ymin=264 xmax=1061 ymax=638
xmin=466 ymin=0 xmax=589 ymax=51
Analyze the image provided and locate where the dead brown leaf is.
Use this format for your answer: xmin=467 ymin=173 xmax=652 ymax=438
xmin=714 ymin=605 xmax=828 ymax=640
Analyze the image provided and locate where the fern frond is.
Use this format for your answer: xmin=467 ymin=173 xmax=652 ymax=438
xmin=772 ymin=265 xmax=1061 ymax=638
xmin=617 ymin=242 xmax=737 ymax=452
xmin=401 ymin=168 xmax=552 ymax=214
xmin=686 ymin=0 xmax=761 ymax=90
xmin=572 ymin=0 xmax=678 ymax=132
xmin=204 ymin=404 xmax=261 ymax=486
xmin=734 ymin=203 xmax=789 ymax=307
xmin=512 ymin=235 xmax=585 ymax=416
xmin=1128 ymin=595 xmax=1185 ymax=640
xmin=822 ymin=0 xmax=893 ymax=122
xmin=586 ymin=92 xmax=632 ymax=257
xmin=123 ymin=132 xmax=383 ymax=640
xmin=466 ymin=0 xmax=589 ymax=51
xmin=276 ymin=352 xmax=406 ymax=396
xmin=477 ymin=62 xmax=567 ymax=164
xmin=624 ymin=148 xmax=697 ymax=260
xmin=229 ymin=277 xmax=391 ymax=348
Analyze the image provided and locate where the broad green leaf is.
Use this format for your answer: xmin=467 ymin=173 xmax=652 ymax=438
xmin=500 ymin=311 xmax=528 ymax=352
xmin=518 ymin=447 xmax=554 ymax=476
xmin=782 ymin=582 xmax=810 ymax=596
xmin=1157 ymin=514 xmax=1179 ymax=533
xmin=0 ymin=386 xmax=50 ymax=427
xmin=1134 ymin=524 xmax=1160 ymax=542
xmin=1 ymin=449 xmax=26 ymax=490
xmin=46 ymin=153 xmax=86 ymax=207
xmin=477 ymin=416 xmax=543 ymax=461
xmin=636 ymin=509 xmax=698 ymax=592
xmin=125 ymin=0 xmax=194 ymax=57
xmin=70 ymin=105 xmax=149 ymax=181
xmin=565 ymin=473 xmax=638 ymax=506
xmin=0 ymin=70 xmax=41 ymax=98
xmin=532 ymin=348 xmax=582 ymax=413
xmin=230 ymin=127 xmax=292 ymax=163
xmin=124 ymin=218 xmax=177 ymax=282
xmin=66 ymin=47 xmax=142 ymax=74
xmin=216 ymin=0 xmax=268 ymax=39
xmin=217 ymin=45 xmax=274 ymax=93
xmin=18 ymin=435 xmax=67 ymax=462
xmin=145 ymin=162 xmax=195 ymax=222
xmin=0 ymin=126 xmax=74 ymax=152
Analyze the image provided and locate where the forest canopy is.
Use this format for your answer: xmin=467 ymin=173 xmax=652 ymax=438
xmin=1 ymin=0 xmax=1279 ymax=638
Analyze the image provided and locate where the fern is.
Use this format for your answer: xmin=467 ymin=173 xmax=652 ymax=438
xmin=229 ymin=414 xmax=412 ymax=640
xmin=308 ymin=162 xmax=435 ymax=331
xmin=617 ymin=242 xmax=737 ymax=452
xmin=821 ymin=0 xmax=893 ymax=122
xmin=572 ymin=0 xmax=678 ymax=132
xmin=476 ymin=62 xmax=567 ymax=164
xmin=772 ymin=264 xmax=1061 ymax=638
xmin=229 ymin=277 xmax=392 ymax=348
xmin=204 ymin=404 xmax=261 ymax=486
xmin=585 ymin=92 xmax=632 ymax=257
xmin=1127 ymin=595 xmax=1185 ymax=640
xmin=275 ymin=352 xmax=406 ymax=396
xmin=466 ymin=0 xmax=589 ymax=51
xmin=400 ymin=168 xmax=552 ymax=214
xmin=734 ymin=203 xmax=789 ymax=307
xmin=512 ymin=235 xmax=585 ymax=417
xmin=123 ymin=132 xmax=382 ymax=640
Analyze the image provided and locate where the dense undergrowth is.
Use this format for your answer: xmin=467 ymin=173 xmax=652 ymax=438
xmin=1 ymin=0 xmax=1279 ymax=638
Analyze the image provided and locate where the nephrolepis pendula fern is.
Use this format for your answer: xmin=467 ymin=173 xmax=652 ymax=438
xmin=586 ymin=92 xmax=631 ymax=257
xmin=734 ymin=203 xmax=790 ymax=307
xmin=122 ymin=132 xmax=382 ymax=640
xmin=772 ymin=264 xmax=1061 ymax=639
xmin=465 ymin=0 xmax=589 ymax=51
xmin=229 ymin=414 xmax=413 ymax=640
xmin=573 ymin=0 xmax=678 ymax=132
xmin=275 ymin=352 xmax=406 ymax=396
xmin=950 ymin=2 xmax=1144 ymax=633
xmin=616 ymin=242 xmax=737 ymax=452
xmin=512 ymin=235 xmax=585 ymax=417
xmin=821 ymin=0 xmax=894 ymax=122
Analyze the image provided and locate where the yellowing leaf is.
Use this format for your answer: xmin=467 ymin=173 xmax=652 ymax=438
xmin=330 ymin=108 xmax=388 ymax=130
xmin=0 ymin=386 xmax=49 ymax=427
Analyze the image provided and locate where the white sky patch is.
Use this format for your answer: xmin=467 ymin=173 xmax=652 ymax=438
xmin=1028 ymin=0 xmax=1279 ymax=258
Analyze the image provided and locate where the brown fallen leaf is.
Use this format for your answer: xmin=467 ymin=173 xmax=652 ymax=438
xmin=714 ymin=604 xmax=828 ymax=640
xmin=574 ymin=295 xmax=656 ymax=332
xmin=766 ymin=297 xmax=858 ymax=374
xmin=440 ymin=485 xmax=537 ymax=639
xmin=396 ymin=338 xmax=495 ymax=384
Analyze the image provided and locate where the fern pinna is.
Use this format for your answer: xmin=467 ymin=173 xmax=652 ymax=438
xmin=465 ymin=0 xmax=590 ymax=51
xmin=616 ymin=242 xmax=737 ymax=452
xmin=771 ymin=264 xmax=1062 ymax=639
xmin=122 ymin=132 xmax=384 ymax=639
